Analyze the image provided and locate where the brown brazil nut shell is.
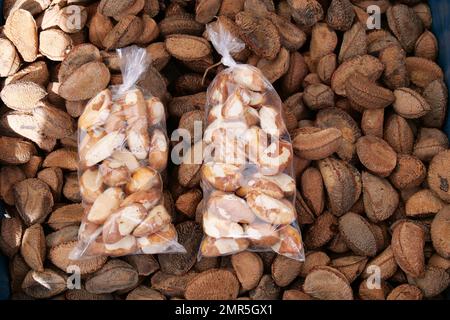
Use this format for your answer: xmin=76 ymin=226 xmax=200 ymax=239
xmin=267 ymin=12 xmax=306 ymax=52
xmin=406 ymin=57 xmax=444 ymax=88
xmin=309 ymin=23 xmax=337 ymax=67
xmin=165 ymin=34 xmax=212 ymax=61
xmin=4 ymin=60 xmax=49 ymax=87
xmin=102 ymin=15 xmax=143 ymax=50
xmin=158 ymin=221 xmax=202 ymax=276
xmin=257 ymin=47 xmax=290 ymax=84
xmin=427 ymin=150 xmax=450 ymax=203
xmin=428 ymin=253 xmax=450 ymax=272
xmin=22 ymin=269 xmax=66 ymax=299
xmin=195 ymin=0 xmax=221 ymax=24
xmin=9 ymin=254 xmax=30 ymax=294
xmin=407 ymin=266 xmax=450 ymax=298
xmin=185 ymin=269 xmax=240 ymax=300
xmin=358 ymin=279 xmax=391 ymax=300
xmin=431 ymin=206 xmax=450 ymax=258
xmin=59 ymin=61 xmax=110 ymax=101
xmin=126 ymin=286 xmax=165 ymax=300
xmin=327 ymin=0 xmax=355 ymax=32
xmin=98 ymin=0 xmax=136 ymax=17
xmin=422 ymin=79 xmax=448 ymax=128
xmin=362 ymin=171 xmax=399 ymax=223
xmin=387 ymin=284 xmax=423 ymax=300
xmin=317 ymin=53 xmax=336 ymax=85
xmin=386 ymin=4 xmax=424 ymax=53
xmin=136 ymin=15 xmax=160 ymax=44
xmin=361 ymin=109 xmax=384 ymax=138
xmin=389 ymin=154 xmax=426 ymax=190
xmin=300 ymin=167 xmax=325 ymax=216
xmin=85 ymin=260 xmax=139 ymax=294
xmin=47 ymin=204 xmax=84 ymax=231
xmin=330 ymin=255 xmax=368 ymax=284
xmin=300 ymin=251 xmax=331 ymax=277
xmin=315 ymin=108 xmax=362 ymax=162
xmin=0 ymin=166 xmax=26 ymax=206
xmin=48 ymin=240 xmax=107 ymax=275
xmin=32 ymin=103 xmax=75 ymax=139
xmin=413 ymin=128 xmax=449 ymax=162
xmin=362 ymin=246 xmax=398 ymax=280
xmin=20 ymin=224 xmax=46 ymax=272
xmin=4 ymin=9 xmax=38 ymax=63
xmin=292 ymin=127 xmax=342 ymax=160
xmin=89 ymin=12 xmax=113 ymax=48
xmin=415 ymin=30 xmax=438 ymax=61
xmin=0 ymin=214 xmax=23 ymax=257
xmin=405 ymin=189 xmax=445 ymax=218
xmin=0 ymin=38 xmax=21 ymax=77
xmin=231 ymin=252 xmax=263 ymax=291
xmin=339 ymin=22 xmax=367 ymax=63
xmin=356 ymin=135 xmax=398 ymax=177
xmin=345 ymin=73 xmax=395 ymax=110
xmin=303 ymin=266 xmax=353 ymax=300
xmin=391 ymin=220 xmax=425 ymax=277
xmin=413 ymin=3 xmax=432 ymax=28
xmin=384 ymin=114 xmax=414 ymax=154
xmin=13 ymin=178 xmax=54 ymax=226
xmin=235 ymin=11 xmax=280 ymax=60
xmin=318 ymin=158 xmax=361 ymax=217
xmin=379 ymin=44 xmax=409 ymax=90
xmin=58 ymin=44 xmax=102 ymax=84
xmin=331 ymin=55 xmax=384 ymax=96
xmin=288 ymin=0 xmax=324 ymax=28
xmin=271 ymin=254 xmax=303 ymax=287
xmin=303 ymin=84 xmax=335 ymax=111
xmin=1 ymin=81 xmax=47 ymax=111
xmin=112 ymin=0 xmax=146 ymax=20
xmin=159 ymin=14 xmax=204 ymax=38
xmin=367 ymin=30 xmax=401 ymax=56
xmin=37 ymin=167 xmax=63 ymax=201
xmin=304 ymin=211 xmax=338 ymax=250
xmin=39 ymin=29 xmax=73 ymax=61
xmin=393 ymin=87 xmax=431 ymax=119
xmin=339 ymin=212 xmax=378 ymax=257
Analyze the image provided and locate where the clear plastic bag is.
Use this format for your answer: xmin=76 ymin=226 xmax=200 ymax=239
xmin=198 ymin=22 xmax=305 ymax=261
xmin=71 ymin=45 xmax=185 ymax=259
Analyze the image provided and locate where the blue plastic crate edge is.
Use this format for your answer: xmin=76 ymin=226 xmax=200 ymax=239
xmin=0 ymin=202 xmax=10 ymax=300
xmin=430 ymin=0 xmax=450 ymax=137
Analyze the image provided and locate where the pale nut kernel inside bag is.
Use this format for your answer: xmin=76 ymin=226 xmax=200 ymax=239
xmin=71 ymin=46 xmax=185 ymax=259
xmin=197 ymin=22 xmax=304 ymax=261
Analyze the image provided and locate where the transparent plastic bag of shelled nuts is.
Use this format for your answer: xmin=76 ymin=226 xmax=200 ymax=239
xmin=71 ymin=46 xmax=185 ymax=259
xmin=198 ymin=22 xmax=305 ymax=261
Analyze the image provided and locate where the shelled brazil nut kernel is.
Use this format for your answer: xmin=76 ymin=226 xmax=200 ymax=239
xmin=71 ymin=46 xmax=184 ymax=259
xmin=198 ymin=23 xmax=304 ymax=261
